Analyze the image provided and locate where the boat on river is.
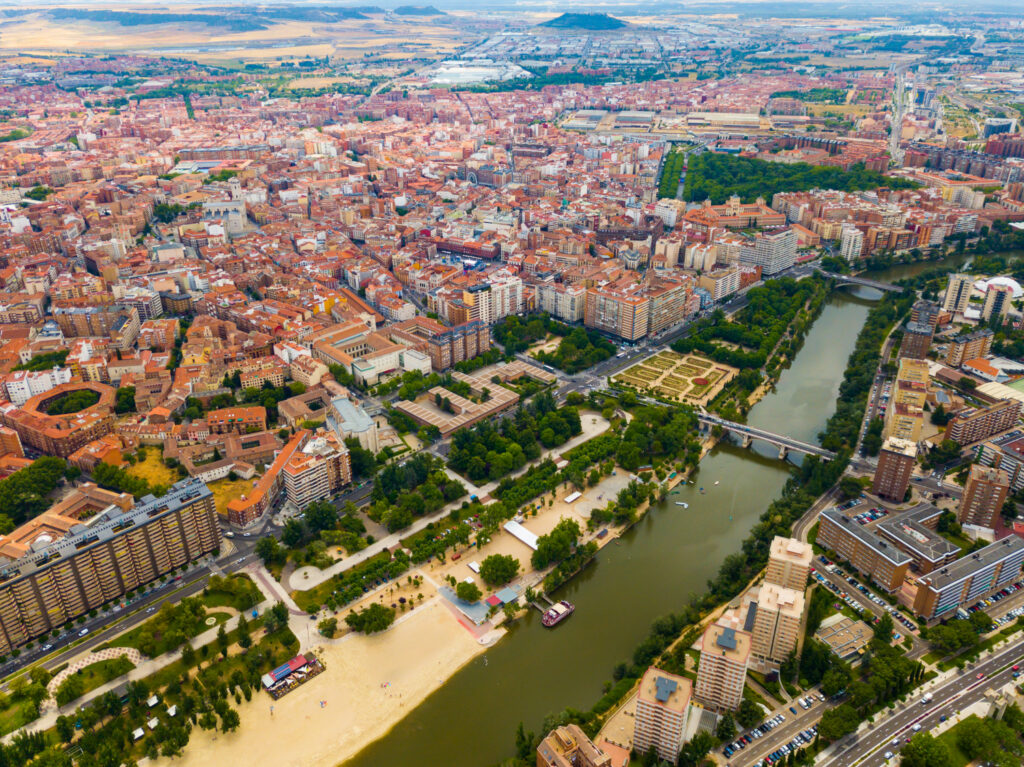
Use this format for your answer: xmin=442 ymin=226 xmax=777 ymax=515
xmin=675 ymin=502 xmax=689 ymax=508
xmin=541 ymin=601 xmax=575 ymax=628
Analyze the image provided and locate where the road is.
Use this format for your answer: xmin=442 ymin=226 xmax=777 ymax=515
xmin=728 ymin=695 xmax=827 ymax=767
xmin=822 ymin=637 xmax=1024 ymax=767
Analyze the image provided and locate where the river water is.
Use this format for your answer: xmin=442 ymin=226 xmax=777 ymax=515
xmin=344 ymin=287 xmax=879 ymax=767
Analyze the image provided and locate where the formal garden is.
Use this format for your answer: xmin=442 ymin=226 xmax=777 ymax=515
xmin=611 ymin=351 xmax=737 ymax=406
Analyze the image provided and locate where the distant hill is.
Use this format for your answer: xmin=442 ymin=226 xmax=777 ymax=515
xmin=538 ymin=12 xmax=627 ymax=30
xmin=394 ymin=5 xmax=445 ymax=15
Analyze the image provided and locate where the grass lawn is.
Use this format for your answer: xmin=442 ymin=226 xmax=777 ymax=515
xmin=125 ymin=446 xmax=180 ymax=487
xmin=207 ymin=476 xmax=259 ymax=517
xmin=0 ymin=700 xmax=36 ymax=737
xmin=201 ymin=574 xmax=261 ymax=611
xmin=743 ymin=683 xmax=772 ymax=711
xmin=935 ymin=717 xmax=976 ymax=767
xmin=112 ymin=609 xmax=229 ymax=657
xmin=73 ymin=656 xmax=135 ymax=697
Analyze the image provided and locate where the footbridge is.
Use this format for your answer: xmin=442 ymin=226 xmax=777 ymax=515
xmin=822 ymin=271 xmax=903 ymax=294
xmin=697 ymin=412 xmax=838 ymax=461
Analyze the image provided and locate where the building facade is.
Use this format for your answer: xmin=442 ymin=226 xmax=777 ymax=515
xmin=959 ymin=464 xmax=1010 ymax=529
xmin=0 ymin=479 xmax=220 ymax=654
xmin=817 ymin=508 xmax=911 ymax=592
xmin=766 ymin=536 xmax=813 ymax=592
xmin=633 ymin=668 xmax=692 ymax=763
xmin=695 ymin=623 xmax=751 ymax=712
xmin=913 ymin=536 xmax=1024 ymax=622
xmin=873 ymin=437 xmax=917 ymax=502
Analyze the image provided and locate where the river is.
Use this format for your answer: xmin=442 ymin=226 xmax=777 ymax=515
xmin=343 ymin=287 xmax=879 ymax=767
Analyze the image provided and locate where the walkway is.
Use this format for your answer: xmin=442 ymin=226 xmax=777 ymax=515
xmin=43 ymin=647 xmax=144 ymax=710
xmin=288 ymin=414 xmax=611 ymax=593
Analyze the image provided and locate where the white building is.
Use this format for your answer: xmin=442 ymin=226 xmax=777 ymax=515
xmin=739 ymin=228 xmax=797 ymax=275
xmin=4 ymin=366 xmax=73 ymax=406
xmin=839 ymin=224 xmax=864 ymax=262
xmin=536 ymin=283 xmax=586 ymax=322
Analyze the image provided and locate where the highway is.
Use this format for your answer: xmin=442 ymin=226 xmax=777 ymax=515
xmin=823 ymin=637 xmax=1024 ymax=767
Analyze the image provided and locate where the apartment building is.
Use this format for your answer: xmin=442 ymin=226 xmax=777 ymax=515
xmin=536 ymin=283 xmax=587 ymax=323
xmin=883 ymin=402 xmax=924 ymax=443
xmin=206 ymin=406 xmax=267 ymax=435
xmin=739 ymin=228 xmax=797 ymax=276
xmin=697 ymin=267 xmax=741 ymax=302
xmin=536 ymin=725 xmax=612 ymax=767
xmin=225 ymin=430 xmax=310 ymax=526
xmin=979 ymin=432 xmax=1024 ymax=491
xmin=3 ymin=366 xmax=73 ymax=406
xmin=0 ymin=382 xmax=116 ymax=458
xmin=695 ymin=623 xmax=751 ymax=712
xmin=945 ymin=399 xmax=1022 ymax=445
xmin=281 ymin=432 xmax=352 ymax=509
xmin=947 ymin=329 xmax=993 ymax=367
xmin=959 ymin=464 xmax=1010 ymax=529
xmin=766 ymin=536 xmax=813 ymax=592
xmin=894 ymin=358 xmax=930 ymax=406
xmin=745 ymin=582 xmax=804 ymax=672
xmin=910 ymin=300 xmax=943 ymax=330
xmin=585 ymin=280 xmax=650 ymax=342
xmin=633 ymin=667 xmax=692 ymax=763
xmin=0 ymin=479 xmax=220 ymax=654
xmin=874 ymin=503 xmax=959 ymax=574
xmin=585 ymin=273 xmax=692 ymax=341
xmin=982 ymin=284 xmax=1012 ymax=322
xmin=942 ymin=273 xmax=973 ymax=314
xmin=897 ymin=321 xmax=933 ymax=361
xmin=839 ymin=224 xmax=864 ymax=262
xmin=817 ymin=508 xmax=911 ymax=592
xmin=389 ymin=316 xmax=491 ymax=371
xmin=873 ymin=437 xmax=917 ymax=502
xmin=913 ymin=536 xmax=1024 ymax=622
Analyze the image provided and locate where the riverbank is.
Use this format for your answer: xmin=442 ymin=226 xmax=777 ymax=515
xmin=160 ymin=600 xmax=492 ymax=767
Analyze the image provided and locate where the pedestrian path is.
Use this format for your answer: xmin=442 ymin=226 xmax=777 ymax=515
xmin=288 ymin=415 xmax=610 ymax=593
xmin=43 ymin=647 xmax=145 ymax=710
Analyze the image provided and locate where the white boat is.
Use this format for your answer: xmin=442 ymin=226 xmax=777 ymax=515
xmin=714 ymin=480 xmax=720 ymax=486
xmin=675 ymin=501 xmax=689 ymax=508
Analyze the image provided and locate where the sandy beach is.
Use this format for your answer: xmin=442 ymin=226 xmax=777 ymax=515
xmin=161 ymin=601 xmax=490 ymax=767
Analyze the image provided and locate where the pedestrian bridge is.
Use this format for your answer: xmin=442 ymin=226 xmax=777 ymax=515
xmin=696 ymin=412 xmax=838 ymax=461
xmin=822 ymin=271 xmax=903 ymax=294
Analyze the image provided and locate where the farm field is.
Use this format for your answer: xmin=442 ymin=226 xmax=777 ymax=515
xmin=612 ymin=351 xmax=737 ymax=406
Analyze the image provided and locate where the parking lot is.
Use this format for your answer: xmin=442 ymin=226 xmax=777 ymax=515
xmin=813 ymin=555 xmax=920 ymax=637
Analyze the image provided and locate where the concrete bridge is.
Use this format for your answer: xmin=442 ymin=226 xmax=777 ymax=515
xmin=822 ymin=271 xmax=904 ymax=294
xmin=696 ymin=412 xmax=838 ymax=461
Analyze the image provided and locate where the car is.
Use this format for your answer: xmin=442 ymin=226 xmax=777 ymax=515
xmin=42 ymin=644 xmax=52 ymax=651
xmin=977 ymin=672 xmax=985 ymax=679
xmin=912 ymin=724 xmax=921 ymax=732
xmin=790 ymin=706 xmax=798 ymax=715
xmin=940 ymin=715 xmax=947 ymax=722
xmin=884 ymin=752 xmax=894 ymax=760
xmin=78 ymin=628 xmax=89 ymax=637
xmin=1014 ymin=665 xmax=1020 ymax=672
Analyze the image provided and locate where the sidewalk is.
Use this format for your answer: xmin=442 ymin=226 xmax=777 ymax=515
xmin=287 ymin=414 xmax=610 ymax=594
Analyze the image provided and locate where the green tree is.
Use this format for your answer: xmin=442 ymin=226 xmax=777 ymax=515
xmin=737 ymin=697 xmax=762 ymax=729
xmin=900 ymin=733 xmax=954 ymax=767
xmin=716 ymin=711 xmax=737 ymax=741
xmin=318 ymin=618 xmax=338 ymax=638
xmin=479 ymin=554 xmax=519 ymax=586
xmin=873 ymin=612 xmax=894 ymax=644
xmin=345 ymin=603 xmax=395 ymax=634
xmin=678 ymin=729 xmax=718 ymax=767
xmin=455 ymin=581 xmax=482 ymax=603
xmin=255 ymin=536 xmax=285 ymax=565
